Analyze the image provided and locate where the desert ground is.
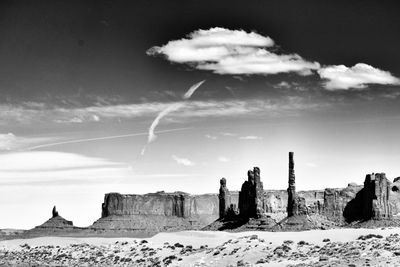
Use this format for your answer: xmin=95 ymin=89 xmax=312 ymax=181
xmin=2 ymin=228 xmax=400 ymax=266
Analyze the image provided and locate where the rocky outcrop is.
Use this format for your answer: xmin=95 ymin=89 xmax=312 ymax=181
xmin=24 ymin=207 xmax=81 ymax=237
xmin=238 ymin=167 xmax=264 ymax=219
xmin=218 ymin=178 xmax=231 ymax=218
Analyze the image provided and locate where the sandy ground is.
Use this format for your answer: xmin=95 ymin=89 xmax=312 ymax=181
xmin=1 ymin=228 xmax=400 ymax=266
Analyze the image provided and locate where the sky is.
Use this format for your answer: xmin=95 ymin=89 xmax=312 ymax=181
xmin=1 ymin=0 xmax=400 ymax=229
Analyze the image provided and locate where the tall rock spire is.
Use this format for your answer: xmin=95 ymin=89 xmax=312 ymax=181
xmin=287 ymin=152 xmax=297 ymax=217
xmin=219 ymin=177 xmax=231 ymax=218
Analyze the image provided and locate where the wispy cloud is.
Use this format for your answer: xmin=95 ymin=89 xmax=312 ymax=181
xmin=0 ymin=133 xmax=60 ymax=151
xmin=141 ymin=80 xmax=205 ymax=155
xmin=239 ymin=135 xmax=263 ymax=140
xmin=318 ymin=63 xmax=400 ymax=90
xmin=147 ymin=27 xmax=320 ymax=76
xmin=0 ymin=97 xmax=330 ymax=126
xmin=171 ymin=155 xmax=195 ymax=166
xmin=0 ymin=151 xmax=131 ymax=186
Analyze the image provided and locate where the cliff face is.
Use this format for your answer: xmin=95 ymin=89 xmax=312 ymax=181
xmin=101 ymin=192 xmax=219 ymax=226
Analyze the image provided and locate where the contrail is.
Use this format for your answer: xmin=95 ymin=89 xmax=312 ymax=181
xmin=28 ymin=127 xmax=190 ymax=150
xmin=141 ymin=80 xmax=205 ymax=155
xmin=183 ymin=80 xmax=206 ymax=99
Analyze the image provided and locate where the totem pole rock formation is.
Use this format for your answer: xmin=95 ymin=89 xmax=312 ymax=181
xmin=287 ymin=152 xmax=297 ymax=217
xmin=239 ymin=167 xmax=264 ymax=219
xmin=219 ymin=178 xmax=231 ymax=218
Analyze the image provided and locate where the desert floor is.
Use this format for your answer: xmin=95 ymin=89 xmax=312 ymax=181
xmin=2 ymin=228 xmax=400 ymax=266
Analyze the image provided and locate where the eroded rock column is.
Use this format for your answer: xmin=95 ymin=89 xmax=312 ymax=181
xmin=219 ymin=178 xmax=231 ymax=218
xmin=287 ymin=152 xmax=297 ymax=217
xmin=253 ymin=167 xmax=264 ymax=218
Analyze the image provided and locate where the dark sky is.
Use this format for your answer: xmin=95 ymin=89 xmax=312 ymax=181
xmin=1 ymin=0 xmax=399 ymax=103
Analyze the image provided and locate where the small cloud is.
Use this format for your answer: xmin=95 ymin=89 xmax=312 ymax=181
xmin=148 ymin=27 xmax=320 ymax=76
xmin=218 ymin=156 xmax=230 ymax=162
xmin=239 ymin=135 xmax=262 ymax=140
xmin=318 ymin=63 xmax=400 ymax=90
xmin=275 ymin=81 xmax=291 ymax=89
xmin=220 ymin=132 xmax=237 ymax=137
xmin=172 ymin=155 xmax=195 ymax=166
xmin=92 ymin=114 xmax=100 ymax=122
xmin=205 ymin=134 xmax=217 ymax=140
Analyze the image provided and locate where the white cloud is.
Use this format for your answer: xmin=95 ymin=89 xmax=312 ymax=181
xmin=239 ymin=135 xmax=262 ymax=140
xmin=172 ymin=155 xmax=195 ymax=166
xmin=318 ymin=63 xmax=400 ymax=90
xmin=148 ymin=27 xmax=320 ymax=76
xmin=205 ymin=134 xmax=217 ymax=140
xmin=220 ymin=132 xmax=237 ymax=137
xmin=218 ymin=156 xmax=230 ymax=162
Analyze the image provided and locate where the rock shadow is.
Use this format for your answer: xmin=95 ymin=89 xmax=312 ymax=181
xmin=343 ymin=188 xmax=369 ymax=223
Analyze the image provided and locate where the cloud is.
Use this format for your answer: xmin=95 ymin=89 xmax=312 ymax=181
xmin=147 ymin=27 xmax=320 ymax=76
xmin=171 ymin=155 xmax=195 ymax=166
xmin=141 ymin=80 xmax=205 ymax=155
xmin=220 ymin=132 xmax=237 ymax=137
xmin=205 ymin=134 xmax=217 ymax=140
xmin=0 ymin=151 xmax=131 ymax=186
xmin=0 ymin=133 xmax=61 ymax=151
xmin=0 ymin=97 xmax=330 ymax=126
xmin=0 ymin=151 xmax=124 ymax=172
xmin=217 ymin=156 xmax=230 ymax=162
xmin=239 ymin=135 xmax=263 ymax=140
xmin=318 ymin=63 xmax=400 ymax=90
xmin=0 ymin=133 xmax=17 ymax=151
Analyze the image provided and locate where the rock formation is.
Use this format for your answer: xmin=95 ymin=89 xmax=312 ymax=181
xmin=253 ymin=167 xmax=264 ymax=218
xmin=337 ymin=173 xmax=393 ymax=223
xmin=286 ymin=152 xmax=308 ymax=217
xmin=239 ymin=167 xmax=264 ymax=219
xmin=52 ymin=206 xmax=59 ymax=218
xmin=364 ymin=173 xmax=392 ymax=220
xmin=95 ymin=192 xmax=220 ymax=235
xmin=287 ymin=152 xmax=297 ymax=216
xmin=23 ymin=207 xmax=79 ymax=238
xmin=218 ymin=178 xmax=231 ymax=218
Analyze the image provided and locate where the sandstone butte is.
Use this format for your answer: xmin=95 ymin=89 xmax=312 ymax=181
xmin=7 ymin=152 xmax=400 ymax=239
